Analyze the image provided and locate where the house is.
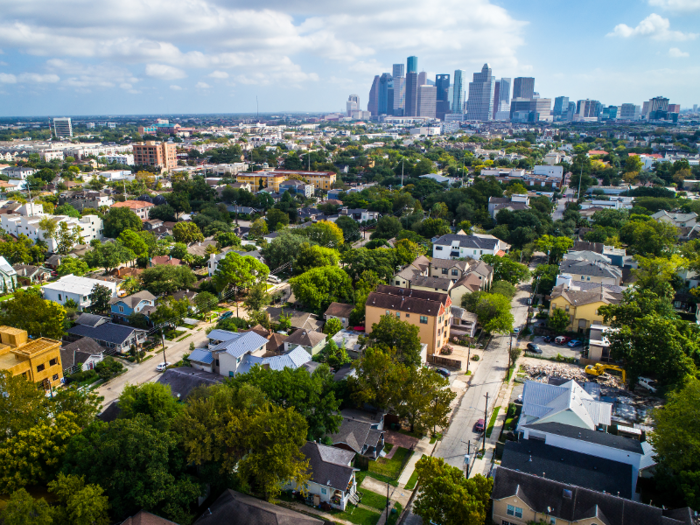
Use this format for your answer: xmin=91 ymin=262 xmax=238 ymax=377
xmin=365 ymin=285 xmax=452 ymax=357
xmin=516 ymin=380 xmax=655 ymax=489
xmin=150 ymin=255 xmax=180 ymax=267
xmin=207 ymin=249 xmax=266 ymax=276
xmin=267 ymin=307 xmax=323 ymax=332
xmin=12 ymin=264 xmax=51 ymax=284
xmin=328 ymin=409 xmax=385 ymax=458
xmin=60 ymin=337 xmax=104 ymax=376
xmin=266 ymin=333 xmax=288 ymax=354
xmin=193 ymin=489 xmax=324 ymax=525
xmin=549 ymin=281 xmax=623 ymax=332
xmin=491 ymin=467 xmax=695 ymax=525
xmin=42 ymin=274 xmax=118 ymax=311
xmin=67 ymin=313 xmax=147 ymax=354
xmin=0 ymin=326 xmax=63 ymax=388
xmin=332 ymin=329 xmax=363 ymax=359
xmin=143 ymin=219 xmax=164 ymax=231
xmin=339 ymin=207 xmax=379 ymax=222
xmin=558 ymin=257 xmax=623 ymax=286
xmin=0 ymin=256 xmax=17 ymax=293
xmin=450 ymin=306 xmax=478 ymax=338
xmin=109 ymin=290 xmax=157 ymax=323
xmin=651 ymin=209 xmax=697 ymax=228
xmin=584 ymin=323 xmax=619 ymax=364
xmin=283 ymin=329 xmax=327 ymax=356
xmin=487 ymin=194 xmax=530 ymax=219
xmin=120 ymin=510 xmax=180 ymax=525
xmin=156 ymin=367 xmax=224 ymax=399
xmin=285 ymin=442 xmax=359 ymax=511
xmin=324 ymin=302 xmax=355 ymax=329
xmin=234 ymin=345 xmax=312 ymax=375
xmin=205 ymin=330 xmax=270 ymax=377
xmin=59 ymin=190 xmax=113 ymax=211
xmin=279 ymin=179 xmax=314 ymax=198
xmin=432 ymin=233 xmax=510 ymax=261
xmin=110 ymin=200 xmax=155 ymax=221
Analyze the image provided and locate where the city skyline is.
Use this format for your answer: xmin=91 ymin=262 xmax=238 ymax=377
xmin=0 ymin=0 xmax=699 ymax=116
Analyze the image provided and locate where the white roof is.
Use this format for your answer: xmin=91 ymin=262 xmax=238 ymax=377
xmin=42 ymin=274 xmax=118 ymax=296
xmin=0 ymin=256 xmax=16 ymax=276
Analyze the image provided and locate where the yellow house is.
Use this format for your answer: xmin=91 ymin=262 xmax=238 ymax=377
xmin=548 ymin=283 xmax=623 ymax=333
xmin=271 ymin=170 xmax=337 ymax=191
xmin=0 ymin=326 xmax=63 ymax=388
xmin=365 ymin=285 xmax=452 ymax=356
xmin=236 ymin=172 xmax=288 ymax=192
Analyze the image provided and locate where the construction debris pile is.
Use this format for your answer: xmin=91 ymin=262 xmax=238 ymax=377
xmin=522 ymin=362 xmax=625 ymax=388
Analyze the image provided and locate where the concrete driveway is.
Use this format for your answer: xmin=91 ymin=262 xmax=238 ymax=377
xmin=521 ymin=335 xmax=581 ymax=359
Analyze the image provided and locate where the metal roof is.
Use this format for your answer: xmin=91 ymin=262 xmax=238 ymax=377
xmin=211 ymin=331 xmax=269 ymax=358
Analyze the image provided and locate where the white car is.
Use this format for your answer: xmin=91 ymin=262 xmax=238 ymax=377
xmin=156 ymin=362 xmax=172 ymax=372
xmin=638 ymin=377 xmax=657 ymax=393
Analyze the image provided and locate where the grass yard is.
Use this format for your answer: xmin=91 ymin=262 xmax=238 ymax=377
xmin=333 ymin=505 xmax=381 ymax=525
xmin=369 ymin=447 xmax=412 ymax=480
xmin=176 ymin=333 xmax=192 ymax=342
xmin=359 ymin=490 xmax=388 ymax=510
xmin=387 ymin=502 xmax=403 ymax=525
xmin=356 ymin=471 xmax=398 ymax=487
xmin=383 ymin=443 xmax=393 ymax=453
xmin=485 ymin=406 xmax=501 ymax=438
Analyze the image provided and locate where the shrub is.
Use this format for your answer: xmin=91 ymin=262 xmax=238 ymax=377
xmin=471 ymin=354 xmax=480 ymax=361
xmin=64 ymin=369 xmax=98 ymax=384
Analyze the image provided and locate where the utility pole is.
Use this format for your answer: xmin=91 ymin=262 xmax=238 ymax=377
xmin=482 ymin=392 xmax=489 ymax=453
xmin=577 ymin=166 xmax=583 ymax=201
xmin=385 ymin=482 xmax=390 ymax=522
xmin=401 ymin=160 xmax=404 ymax=187
xmin=161 ymin=328 xmax=167 ymax=365
xmin=466 ymin=337 xmax=471 ymax=374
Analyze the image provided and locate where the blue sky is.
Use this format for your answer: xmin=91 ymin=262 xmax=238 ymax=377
xmin=0 ymin=0 xmax=698 ymax=116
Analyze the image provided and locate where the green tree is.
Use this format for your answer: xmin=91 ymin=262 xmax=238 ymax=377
xmin=366 ymin=314 xmax=423 ymax=367
xmin=351 ymin=347 xmax=403 ymax=411
xmin=149 ymin=204 xmax=177 ymax=222
xmin=118 ymin=383 xmax=182 ymax=429
xmin=212 ymin=251 xmax=269 ymax=297
xmin=243 ymin=282 xmax=271 ymax=313
xmin=165 ymin=192 xmax=191 ymax=218
xmin=480 ymin=254 xmax=530 ymax=284
xmin=303 ymin=220 xmax=344 ymax=248
xmin=619 ymin=219 xmax=677 ymax=257
xmin=394 ymin=239 xmax=426 ymax=266
xmin=548 ymin=307 xmax=570 ymax=334
xmin=294 ymin=243 xmax=339 ymax=274
xmin=535 ymin=235 xmax=574 ymax=264
xmin=172 ymin=222 xmax=204 ymax=245
xmin=0 ymin=289 xmax=65 ymax=339
xmin=47 ymin=387 xmax=101 ymax=428
xmin=335 ymin=215 xmax=361 ymax=243
xmin=103 ymin=207 xmax=142 ymax=238
xmin=341 ymin=247 xmax=398 ymax=282
xmin=249 ymin=218 xmax=269 ymax=239
xmin=632 ymin=255 xmax=685 ymax=300
xmin=413 ymin=456 xmax=493 ymax=525
xmin=0 ymin=370 xmax=48 ymax=442
xmin=118 ymin=229 xmax=149 ymax=259
xmin=324 ymin=317 xmax=343 ymax=337
xmin=0 ymin=489 xmax=53 ymax=525
xmin=216 ymin=231 xmax=241 ymax=249
xmin=89 ymin=284 xmax=112 ymax=313
xmin=318 ymin=339 xmax=351 ymax=368
xmin=650 ymin=379 xmax=700 ymax=509
xmin=140 ymin=265 xmax=197 ymax=295
xmin=83 ymin=242 xmax=136 ymax=272
xmin=490 ymin=281 xmax=516 ymax=299
xmin=265 ymin=208 xmax=289 ymax=232
xmin=532 ymin=264 xmax=559 ymax=295
xmin=150 ymin=297 xmax=190 ymax=327
xmin=463 ymin=292 xmax=513 ymax=334
xmin=56 ymin=222 xmax=83 ymax=255
xmin=194 ymin=291 xmax=219 ymax=316
xmin=48 ymin=473 xmax=110 ymax=525
xmin=289 ymin=266 xmax=353 ymax=314
xmin=261 ymin=230 xmax=308 ymax=270
xmin=397 ymin=367 xmax=455 ymax=433
xmin=417 ymin=218 xmax=451 ymax=239
xmin=56 ymin=257 xmax=89 ymax=277
xmin=371 ymin=215 xmax=402 ymax=240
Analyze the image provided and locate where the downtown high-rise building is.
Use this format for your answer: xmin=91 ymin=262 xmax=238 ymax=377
xmin=575 ymin=99 xmax=603 ymax=120
xmin=378 ymin=73 xmax=393 ymax=115
xmin=510 ymin=98 xmax=552 ymax=122
xmin=493 ymin=78 xmax=511 ymax=120
xmin=392 ymin=77 xmax=406 ymax=116
xmin=619 ymin=103 xmax=641 ymax=120
xmin=393 ymin=63 xmax=405 ymax=78
xmin=405 ymin=72 xmax=419 ymax=116
xmin=368 ymin=75 xmax=380 ymax=116
xmin=452 ymin=70 xmax=465 ymax=114
xmin=466 ymin=64 xmax=495 ymax=121
xmin=53 ymin=117 xmax=73 ymax=138
xmin=407 ymin=56 xmax=418 ymax=74
xmin=435 ymin=74 xmax=451 ymax=120
xmin=417 ymin=85 xmax=437 ymax=118
xmin=553 ymin=96 xmax=569 ymax=117
xmin=513 ymin=77 xmax=535 ymax=100
xmin=346 ymin=94 xmax=360 ymax=116
xmin=418 ymin=71 xmax=427 ymax=87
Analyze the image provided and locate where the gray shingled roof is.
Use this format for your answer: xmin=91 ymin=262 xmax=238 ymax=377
xmin=156 ymin=367 xmax=224 ymax=399
xmin=75 ymin=313 xmax=109 ymax=328
xmin=559 ymin=258 xmax=622 ymax=280
xmin=108 ymin=290 xmax=156 ymax=308
xmin=433 ymin=234 xmax=500 ymax=250
xmin=521 ymin=422 xmax=643 ymax=454
xmin=285 ymin=329 xmax=327 ymax=348
xmin=61 ymin=337 xmax=103 ymax=368
xmin=300 ymin=442 xmax=356 ymax=492
xmin=68 ymin=323 xmax=145 ymax=345
xmin=327 ymin=418 xmax=372 ymax=454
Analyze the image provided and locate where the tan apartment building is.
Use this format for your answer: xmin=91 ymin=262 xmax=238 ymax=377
xmin=549 ymin=282 xmax=623 ymax=333
xmin=270 ymin=170 xmax=337 ymax=191
xmin=111 ymin=199 xmax=155 ymax=221
xmin=133 ymin=141 xmax=177 ymax=170
xmin=365 ymin=285 xmax=451 ymax=356
xmin=236 ymin=172 xmax=288 ymax=192
xmin=0 ymin=326 xmax=63 ymax=388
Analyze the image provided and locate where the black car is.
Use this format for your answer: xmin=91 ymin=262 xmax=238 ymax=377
xmin=543 ymin=336 xmax=552 ymax=343
xmin=527 ymin=343 xmax=542 ymax=354
xmin=435 ymin=368 xmax=450 ymax=378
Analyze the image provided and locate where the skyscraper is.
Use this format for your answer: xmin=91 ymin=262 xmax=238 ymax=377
xmin=452 ymin=70 xmax=465 ymax=114
xmin=418 ymin=71 xmax=427 ymax=86
xmin=435 ymin=74 xmax=451 ymax=120
xmin=513 ymin=77 xmax=535 ymax=100
xmin=378 ymin=73 xmax=393 ymax=115
xmin=393 ymin=64 xmax=405 ymax=78
xmin=368 ymin=75 xmax=380 ymax=116
xmin=493 ymin=78 xmax=510 ymax=120
xmin=553 ymin=96 xmax=569 ymax=117
xmin=575 ymin=99 xmax=603 ymax=119
xmin=346 ymin=94 xmax=360 ymax=117
xmin=620 ymin=103 xmax=641 ymax=120
xmin=417 ymin=85 xmax=437 ymax=118
xmin=53 ymin=117 xmax=72 ymax=138
xmin=405 ymin=72 xmax=419 ymax=116
xmin=392 ymin=77 xmax=406 ymax=116
xmin=466 ymin=64 xmax=495 ymax=121
xmin=407 ymin=56 xmax=418 ymax=74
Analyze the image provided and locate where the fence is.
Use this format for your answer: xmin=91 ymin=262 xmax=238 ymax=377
xmin=428 ymin=354 xmax=463 ymax=370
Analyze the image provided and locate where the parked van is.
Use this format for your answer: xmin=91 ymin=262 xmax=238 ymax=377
xmin=267 ymin=275 xmax=281 ymax=284
xmin=554 ymin=336 xmax=569 ymax=345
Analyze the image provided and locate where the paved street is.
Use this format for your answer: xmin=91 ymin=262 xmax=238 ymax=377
xmin=433 ymin=282 xmax=531 ymax=473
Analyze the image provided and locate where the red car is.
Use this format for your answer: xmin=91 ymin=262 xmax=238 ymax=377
xmin=474 ymin=419 xmax=485 ymax=433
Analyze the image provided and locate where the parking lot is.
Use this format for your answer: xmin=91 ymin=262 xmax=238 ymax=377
xmin=517 ymin=335 xmax=582 ymax=359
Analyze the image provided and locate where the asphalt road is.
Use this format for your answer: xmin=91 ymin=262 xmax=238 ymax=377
xmin=433 ymin=282 xmax=532 ymax=473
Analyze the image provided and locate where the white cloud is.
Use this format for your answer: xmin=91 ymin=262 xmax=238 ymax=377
xmin=0 ymin=73 xmax=16 ymax=83
xmin=209 ymin=70 xmax=229 ymax=78
xmin=608 ymin=13 xmax=698 ymax=41
xmin=170 ymin=84 xmax=183 ymax=90
xmin=649 ymin=0 xmax=700 ymax=11
xmin=46 ymin=59 xmax=138 ymax=88
xmin=145 ymin=63 xmax=186 ymax=80
xmin=195 ymin=81 xmax=211 ymax=89
xmin=0 ymin=61 xmax=7 ymax=66
xmin=669 ymin=47 xmax=690 ymax=57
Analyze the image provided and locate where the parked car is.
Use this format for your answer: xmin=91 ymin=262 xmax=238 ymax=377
xmin=474 ymin=419 xmax=485 ymax=433
xmin=638 ymin=377 xmax=658 ymax=393
xmin=156 ymin=362 xmax=172 ymax=372
xmin=435 ymin=368 xmax=450 ymax=379
xmin=513 ymin=327 xmax=521 ymax=335
xmin=527 ymin=343 xmax=542 ymax=354
xmin=516 ymin=393 xmax=524 ymax=404
xmin=543 ymin=336 xmax=553 ymax=343
xmin=267 ymin=275 xmax=281 ymax=284
xmin=218 ymin=310 xmax=233 ymax=321
xmin=567 ymin=340 xmax=583 ymax=348
xmin=554 ymin=336 xmax=570 ymax=345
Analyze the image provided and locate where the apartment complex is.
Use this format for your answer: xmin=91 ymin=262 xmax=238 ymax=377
xmin=0 ymin=326 xmax=63 ymax=388
xmin=365 ymin=285 xmax=452 ymax=356
xmin=238 ymin=170 xmax=337 ymax=192
xmin=111 ymin=200 xmax=155 ymax=221
xmin=132 ymin=141 xmax=177 ymax=170
xmin=236 ymin=172 xmax=289 ymax=192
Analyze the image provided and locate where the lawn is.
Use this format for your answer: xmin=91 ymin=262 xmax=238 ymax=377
xmin=369 ymin=447 xmax=412 ymax=480
xmin=359 ymin=489 xmax=388 ymax=511
xmin=485 ymin=406 xmax=501 ymax=438
xmin=356 ymin=471 xmax=398 ymax=487
xmin=333 ymin=505 xmax=381 ymax=525
xmin=176 ymin=333 xmax=192 ymax=342
xmin=387 ymin=502 xmax=403 ymax=525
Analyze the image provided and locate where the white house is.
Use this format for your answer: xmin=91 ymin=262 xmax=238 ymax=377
xmin=432 ymin=233 xmax=509 ymax=261
xmin=533 ymin=165 xmax=564 ymax=179
xmin=339 ymin=208 xmax=380 ymax=223
xmin=0 ymin=256 xmax=17 ymax=293
xmin=42 ymin=274 xmax=118 ymax=310
xmin=2 ymin=167 xmax=37 ymax=180
xmin=0 ymin=213 xmax=103 ymax=252
xmin=651 ymin=210 xmax=697 ymax=229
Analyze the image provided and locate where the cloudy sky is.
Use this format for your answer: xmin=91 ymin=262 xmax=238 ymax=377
xmin=0 ymin=0 xmax=699 ymax=116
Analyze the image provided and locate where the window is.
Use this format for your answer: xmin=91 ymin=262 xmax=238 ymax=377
xmin=58 ymin=294 xmax=62 ymax=301
xmin=49 ymin=358 xmax=57 ymax=366
xmin=321 ymin=488 xmax=327 ymax=495
xmin=420 ymin=316 xmax=428 ymax=324
xmin=215 ymin=359 xmax=220 ymax=366
xmin=442 ymin=269 xmax=448 ymax=275
xmin=395 ymin=280 xmax=401 ymax=285
xmin=386 ymin=310 xmax=391 ymax=315
xmin=502 ymin=521 xmax=518 ymax=525
xmin=505 ymin=505 xmax=523 ymax=519
xmin=52 ymin=374 xmax=59 ymax=381
xmin=436 ymin=246 xmax=443 ymax=251
xmin=229 ymin=371 xmax=234 ymax=377
xmin=452 ymin=269 xmax=459 ymax=276
xmin=119 ymin=306 xmax=124 ymax=313
xmin=405 ymin=314 xmax=410 ymax=318
xmin=396 ymin=312 xmax=400 ymax=319
xmin=37 ymin=364 xmax=45 ymax=372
